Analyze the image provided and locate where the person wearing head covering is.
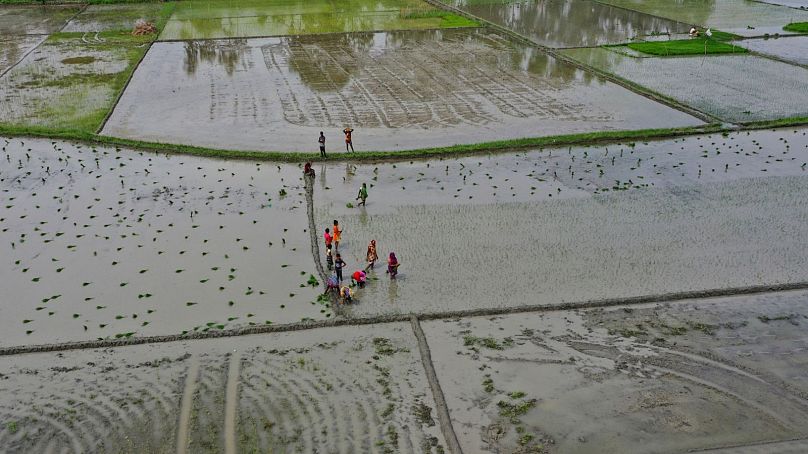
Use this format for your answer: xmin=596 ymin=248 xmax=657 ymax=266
xmin=340 ymin=286 xmax=353 ymax=304
xmin=366 ymin=240 xmax=378 ymax=269
xmin=386 ymin=252 xmax=399 ymax=279
xmin=352 ymin=270 xmax=367 ymax=288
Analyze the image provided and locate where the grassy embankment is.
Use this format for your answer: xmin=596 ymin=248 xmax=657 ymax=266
xmin=783 ymin=22 xmax=808 ymax=33
xmin=401 ymin=9 xmax=479 ymax=28
xmin=626 ymin=30 xmax=746 ymax=56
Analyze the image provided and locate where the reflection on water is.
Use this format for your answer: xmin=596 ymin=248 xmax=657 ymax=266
xmin=0 ymin=5 xmax=80 ymax=35
xmin=183 ymin=39 xmax=249 ymax=76
xmin=444 ymin=0 xmax=689 ymax=47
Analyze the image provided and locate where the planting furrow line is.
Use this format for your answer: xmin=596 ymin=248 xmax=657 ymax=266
xmin=410 ymin=315 xmax=463 ymax=454
xmin=2 ymin=282 xmax=808 ymax=356
xmin=303 ymin=172 xmax=343 ymax=317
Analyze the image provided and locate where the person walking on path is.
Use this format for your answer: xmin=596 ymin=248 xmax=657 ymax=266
xmin=318 ymin=131 xmax=327 ymax=158
xmin=387 ymin=252 xmax=400 ymax=279
xmin=343 ymin=127 xmax=354 ymax=152
xmin=326 ymin=246 xmax=334 ymax=270
xmin=324 ymin=228 xmax=332 ymax=251
xmin=356 ymin=182 xmax=368 ymax=206
xmin=332 ymin=220 xmax=342 ymax=250
xmin=366 ymin=240 xmax=378 ymax=270
xmin=334 ymin=253 xmax=346 ymax=282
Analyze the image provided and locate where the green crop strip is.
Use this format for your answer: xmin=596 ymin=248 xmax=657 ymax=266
xmin=783 ymin=22 xmax=808 ymax=33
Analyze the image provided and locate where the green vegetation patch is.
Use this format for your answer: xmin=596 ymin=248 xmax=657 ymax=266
xmin=784 ymin=22 xmax=808 ymax=33
xmin=0 ymin=32 xmax=151 ymax=133
xmin=401 ymin=9 xmax=479 ymax=28
xmin=627 ymin=38 xmax=747 ymax=56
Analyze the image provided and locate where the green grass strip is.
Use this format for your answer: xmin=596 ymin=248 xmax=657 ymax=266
xmin=783 ymin=22 xmax=808 ymax=33
xmin=627 ymin=38 xmax=746 ymax=56
xmin=401 ymin=9 xmax=479 ymax=28
xmin=0 ymin=124 xmax=725 ymax=162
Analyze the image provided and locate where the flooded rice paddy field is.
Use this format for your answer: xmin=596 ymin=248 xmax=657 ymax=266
xmin=0 ymin=137 xmax=325 ymax=347
xmin=0 ymin=35 xmax=45 ymax=75
xmin=0 ymin=32 xmax=149 ymax=131
xmin=592 ymin=0 xmax=808 ymax=37
xmin=440 ymin=0 xmax=690 ymax=48
xmin=562 ymin=47 xmax=808 ymax=122
xmin=422 ymin=290 xmax=808 ymax=453
xmin=61 ymin=4 xmax=170 ymax=34
xmin=0 ymin=5 xmax=80 ymax=36
xmin=159 ymin=0 xmax=477 ymax=40
xmin=315 ymin=128 xmax=808 ymax=317
xmin=739 ymin=35 xmax=808 ymax=66
xmin=759 ymin=0 xmax=808 ymax=8
xmin=102 ymin=28 xmax=701 ymax=152
xmin=0 ymin=324 xmax=446 ymax=453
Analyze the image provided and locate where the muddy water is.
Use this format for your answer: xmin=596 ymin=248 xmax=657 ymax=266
xmin=313 ymin=128 xmax=808 ymax=317
xmin=0 ymin=138 xmax=325 ymax=347
xmin=442 ymin=0 xmax=689 ymax=47
xmin=563 ymin=47 xmax=808 ymax=122
xmin=0 ymin=35 xmax=45 ymax=75
xmin=0 ymin=34 xmax=138 ymax=130
xmin=421 ymin=293 xmax=808 ymax=453
xmin=103 ymin=29 xmax=701 ymax=152
xmin=0 ymin=323 xmax=446 ymax=453
xmin=62 ymin=4 xmax=166 ymax=33
xmin=593 ymin=0 xmax=808 ymax=37
xmin=0 ymin=5 xmax=80 ymax=35
xmin=160 ymin=0 xmax=464 ymax=40
xmin=740 ymin=35 xmax=808 ymax=66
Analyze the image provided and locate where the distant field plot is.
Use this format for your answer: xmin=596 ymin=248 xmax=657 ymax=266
xmin=563 ymin=47 xmax=808 ymax=122
xmin=739 ymin=36 xmax=808 ymax=66
xmin=0 ymin=32 xmax=149 ymax=132
xmin=0 ymin=35 xmax=45 ymax=74
xmin=102 ymin=29 xmax=700 ymax=152
xmin=593 ymin=0 xmax=808 ymax=37
xmin=62 ymin=3 xmax=169 ymax=33
xmin=159 ymin=0 xmax=478 ymax=40
xmin=441 ymin=0 xmax=690 ymax=48
xmin=0 ymin=4 xmax=80 ymax=35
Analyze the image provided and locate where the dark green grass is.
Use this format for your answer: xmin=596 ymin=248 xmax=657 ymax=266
xmin=401 ymin=9 xmax=480 ymax=28
xmin=0 ymin=124 xmax=723 ymax=162
xmin=783 ymin=22 xmax=808 ymax=33
xmin=627 ymin=38 xmax=746 ymax=56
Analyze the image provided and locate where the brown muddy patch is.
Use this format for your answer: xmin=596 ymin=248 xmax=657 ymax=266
xmin=61 ymin=55 xmax=96 ymax=65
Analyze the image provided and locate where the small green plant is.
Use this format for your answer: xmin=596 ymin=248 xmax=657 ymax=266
xmin=482 ymin=376 xmax=495 ymax=393
xmin=6 ymin=421 xmax=18 ymax=434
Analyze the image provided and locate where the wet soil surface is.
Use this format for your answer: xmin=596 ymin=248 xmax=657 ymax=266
xmin=563 ymin=47 xmax=808 ymax=122
xmin=593 ymin=0 xmax=808 ymax=37
xmin=442 ymin=0 xmax=690 ymax=48
xmin=739 ymin=35 xmax=808 ymax=66
xmin=313 ymin=128 xmax=808 ymax=317
xmin=0 ymin=35 xmax=45 ymax=75
xmin=421 ymin=290 xmax=808 ymax=453
xmin=0 ymin=323 xmax=446 ymax=453
xmin=102 ymin=28 xmax=701 ymax=152
xmin=62 ymin=4 xmax=166 ymax=34
xmin=0 ymin=138 xmax=325 ymax=347
xmin=0 ymin=5 xmax=80 ymax=36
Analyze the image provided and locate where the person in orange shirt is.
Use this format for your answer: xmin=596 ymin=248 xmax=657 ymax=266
xmin=343 ymin=127 xmax=354 ymax=152
xmin=332 ymin=220 xmax=342 ymax=250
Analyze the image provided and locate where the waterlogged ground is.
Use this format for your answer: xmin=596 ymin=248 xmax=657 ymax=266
xmin=0 ymin=5 xmax=80 ymax=35
xmin=739 ymin=35 xmax=808 ymax=66
xmin=62 ymin=3 xmax=169 ymax=33
xmin=0 ymin=324 xmax=447 ymax=453
xmin=421 ymin=290 xmax=808 ymax=453
xmin=0 ymin=138 xmax=326 ymax=347
xmin=0 ymin=32 xmax=149 ymax=131
xmin=563 ymin=47 xmax=808 ymax=122
xmin=159 ymin=0 xmax=477 ymax=40
xmin=0 ymin=35 xmax=45 ymax=75
xmin=593 ymin=0 xmax=808 ymax=36
xmin=314 ymin=128 xmax=808 ymax=316
xmin=103 ymin=28 xmax=701 ymax=152
xmin=441 ymin=0 xmax=689 ymax=48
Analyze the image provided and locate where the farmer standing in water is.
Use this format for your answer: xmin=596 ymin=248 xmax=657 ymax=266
xmin=318 ymin=131 xmax=326 ymax=158
xmin=343 ymin=126 xmax=354 ymax=152
xmin=357 ymin=182 xmax=368 ymax=206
